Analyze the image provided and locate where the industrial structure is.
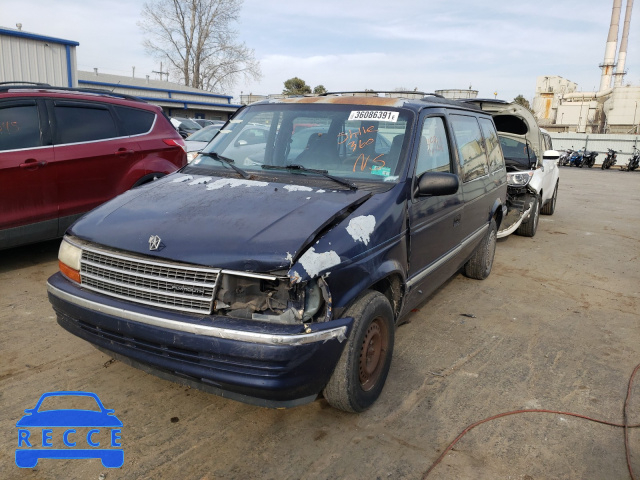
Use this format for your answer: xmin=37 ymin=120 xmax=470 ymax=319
xmin=533 ymin=0 xmax=640 ymax=134
xmin=0 ymin=26 xmax=240 ymax=121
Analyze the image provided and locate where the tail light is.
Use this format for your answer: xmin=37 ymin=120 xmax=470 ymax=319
xmin=163 ymin=138 xmax=186 ymax=152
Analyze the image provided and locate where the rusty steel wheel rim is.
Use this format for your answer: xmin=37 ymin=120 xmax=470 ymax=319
xmin=359 ymin=317 xmax=389 ymax=391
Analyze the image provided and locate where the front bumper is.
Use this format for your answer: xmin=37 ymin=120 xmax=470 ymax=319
xmin=497 ymin=187 xmax=536 ymax=238
xmin=47 ymin=273 xmax=352 ymax=408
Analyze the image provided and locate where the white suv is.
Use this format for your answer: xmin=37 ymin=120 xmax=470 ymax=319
xmin=463 ymin=100 xmax=560 ymax=237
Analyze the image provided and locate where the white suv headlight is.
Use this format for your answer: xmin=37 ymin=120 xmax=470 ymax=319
xmin=507 ymin=171 xmax=534 ymax=186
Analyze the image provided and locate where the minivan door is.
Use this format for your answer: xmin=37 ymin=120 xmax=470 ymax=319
xmin=406 ymin=115 xmax=464 ymax=301
xmin=449 ymin=114 xmax=494 ymax=254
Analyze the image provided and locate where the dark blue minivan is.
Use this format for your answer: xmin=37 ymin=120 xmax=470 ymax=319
xmin=48 ymin=92 xmax=507 ymax=412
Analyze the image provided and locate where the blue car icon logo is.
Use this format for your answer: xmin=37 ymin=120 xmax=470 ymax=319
xmin=16 ymin=391 xmax=123 ymax=468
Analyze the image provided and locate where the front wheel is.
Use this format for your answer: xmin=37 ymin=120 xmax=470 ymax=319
xmin=516 ymin=195 xmax=540 ymax=237
xmin=541 ymin=182 xmax=558 ymax=215
xmin=323 ymin=291 xmax=394 ymax=412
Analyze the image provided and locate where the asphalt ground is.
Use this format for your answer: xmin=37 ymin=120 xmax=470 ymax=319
xmin=1 ymin=166 xmax=639 ymax=479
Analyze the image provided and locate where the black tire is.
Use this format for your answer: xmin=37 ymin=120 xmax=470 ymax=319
xmin=464 ymin=218 xmax=497 ymax=280
xmin=323 ymin=291 xmax=394 ymax=412
xmin=601 ymin=161 xmax=606 ymax=170
xmin=541 ymin=182 xmax=558 ymax=215
xmin=516 ymin=195 xmax=540 ymax=237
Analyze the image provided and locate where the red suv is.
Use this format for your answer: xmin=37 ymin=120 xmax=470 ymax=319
xmin=0 ymin=83 xmax=186 ymax=250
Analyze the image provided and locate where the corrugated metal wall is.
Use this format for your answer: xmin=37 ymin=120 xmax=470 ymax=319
xmin=550 ymin=133 xmax=640 ymax=165
xmin=0 ymin=34 xmax=76 ymax=87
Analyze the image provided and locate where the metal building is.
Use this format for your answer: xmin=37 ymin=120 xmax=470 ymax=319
xmin=0 ymin=26 xmax=78 ymax=87
xmin=78 ymin=71 xmax=241 ymax=121
xmin=0 ymin=26 xmax=240 ymax=121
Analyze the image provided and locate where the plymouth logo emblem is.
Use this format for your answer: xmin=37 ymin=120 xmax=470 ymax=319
xmin=148 ymin=235 xmax=163 ymax=251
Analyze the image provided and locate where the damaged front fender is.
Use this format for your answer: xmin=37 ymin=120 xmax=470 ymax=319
xmin=497 ymin=187 xmax=537 ymax=238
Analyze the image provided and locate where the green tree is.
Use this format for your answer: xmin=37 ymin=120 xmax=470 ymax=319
xmin=514 ymin=94 xmax=534 ymax=113
xmin=283 ymin=77 xmax=312 ymax=95
xmin=313 ymin=84 xmax=327 ymax=95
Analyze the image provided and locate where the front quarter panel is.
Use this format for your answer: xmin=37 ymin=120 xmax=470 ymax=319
xmin=288 ymin=183 xmax=409 ymax=314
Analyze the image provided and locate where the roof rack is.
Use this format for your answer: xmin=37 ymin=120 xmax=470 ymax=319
xmin=0 ymin=83 xmax=147 ymax=103
xmin=320 ymin=90 xmax=444 ymax=99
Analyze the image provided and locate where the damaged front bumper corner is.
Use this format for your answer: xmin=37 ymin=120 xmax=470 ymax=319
xmin=497 ymin=188 xmax=536 ymax=238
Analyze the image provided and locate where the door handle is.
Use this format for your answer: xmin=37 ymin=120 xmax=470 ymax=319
xmin=115 ymin=148 xmax=135 ymax=157
xmin=453 ymin=214 xmax=461 ymax=227
xmin=19 ymin=160 xmax=47 ymax=169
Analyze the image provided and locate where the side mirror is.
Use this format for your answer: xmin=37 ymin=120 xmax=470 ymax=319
xmin=416 ymin=172 xmax=459 ymax=197
xmin=543 ymin=150 xmax=560 ymax=160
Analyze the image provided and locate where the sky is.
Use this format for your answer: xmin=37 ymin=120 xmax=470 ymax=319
xmin=3 ymin=0 xmax=640 ymax=103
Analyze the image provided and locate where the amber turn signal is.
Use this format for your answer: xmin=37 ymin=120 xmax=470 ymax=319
xmin=59 ymin=260 xmax=81 ymax=283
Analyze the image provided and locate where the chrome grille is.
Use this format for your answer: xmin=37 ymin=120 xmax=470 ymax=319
xmin=80 ymin=248 xmax=219 ymax=314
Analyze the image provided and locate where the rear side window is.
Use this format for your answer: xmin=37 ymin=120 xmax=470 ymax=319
xmin=53 ymin=104 xmax=118 ymax=144
xmin=478 ymin=118 xmax=504 ymax=173
xmin=114 ymin=106 xmax=155 ymax=135
xmin=450 ymin=114 xmax=489 ymax=182
xmin=0 ymin=103 xmax=41 ymax=151
xmin=415 ymin=116 xmax=452 ymax=174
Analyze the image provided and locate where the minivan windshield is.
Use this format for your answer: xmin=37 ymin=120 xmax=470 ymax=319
xmin=190 ymin=103 xmax=413 ymax=184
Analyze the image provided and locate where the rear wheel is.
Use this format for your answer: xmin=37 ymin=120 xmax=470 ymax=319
xmin=516 ymin=195 xmax=540 ymax=237
xmin=464 ymin=218 xmax=497 ymax=280
xmin=324 ymin=291 xmax=394 ymax=412
xmin=541 ymin=182 xmax=558 ymax=215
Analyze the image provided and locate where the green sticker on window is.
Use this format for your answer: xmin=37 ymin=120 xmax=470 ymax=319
xmin=372 ymin=166 xmax=391 ymax=176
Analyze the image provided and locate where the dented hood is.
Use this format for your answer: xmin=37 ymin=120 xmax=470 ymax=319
xmin=69 ymin=174 xmax=371 ymax=272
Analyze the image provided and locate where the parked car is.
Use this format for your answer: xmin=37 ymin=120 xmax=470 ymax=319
xmin=48 ymin=91 xmax=507 ymax=412
xmin=0 ymin=82 xmax=187 ymax=250
xmin=192 ymin=118 xmax=225 ymax=128
xmin=185 ymin=124 xmax=223 ymax=163
xmin=462 ymin=99 xmax=560 ymax=238
xmin=198 ymin=124 xmax=272 ymax=166
xmin=170 ymin=116 xmax=202 ymax=138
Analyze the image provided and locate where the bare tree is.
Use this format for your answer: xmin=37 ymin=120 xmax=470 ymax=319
xmin=139 ymin=0 xmax=261 ymax=93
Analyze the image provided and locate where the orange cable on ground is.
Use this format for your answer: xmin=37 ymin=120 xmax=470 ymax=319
xmin=422 ymin=363 xmax=640 ymax=479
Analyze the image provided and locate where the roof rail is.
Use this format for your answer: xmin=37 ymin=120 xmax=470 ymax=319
xmin=0 ymin=83 xmax=147 ymax=103
xmin=0 ymin=81 xmax=51 ymax=88
xmin=320 ymin=90 xmax=444 ymax=99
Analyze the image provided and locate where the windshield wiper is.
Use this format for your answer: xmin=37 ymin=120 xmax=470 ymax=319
xmin=200 ymin=152 xmax=251 ymax=179
xmin=261 ymin=164 xmax=357 ymax=190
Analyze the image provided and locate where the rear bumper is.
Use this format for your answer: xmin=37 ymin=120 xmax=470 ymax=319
xmin=47 ymin=273 xmax=352 ymax=408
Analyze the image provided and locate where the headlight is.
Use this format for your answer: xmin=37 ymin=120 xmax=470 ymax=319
xmin=58 ymin=237 xmax=82 ymax=283
xmin=507 ymin=171 xmax=534 ymax=186
xmin=214 ymin=274 xmax=327 ymax=324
